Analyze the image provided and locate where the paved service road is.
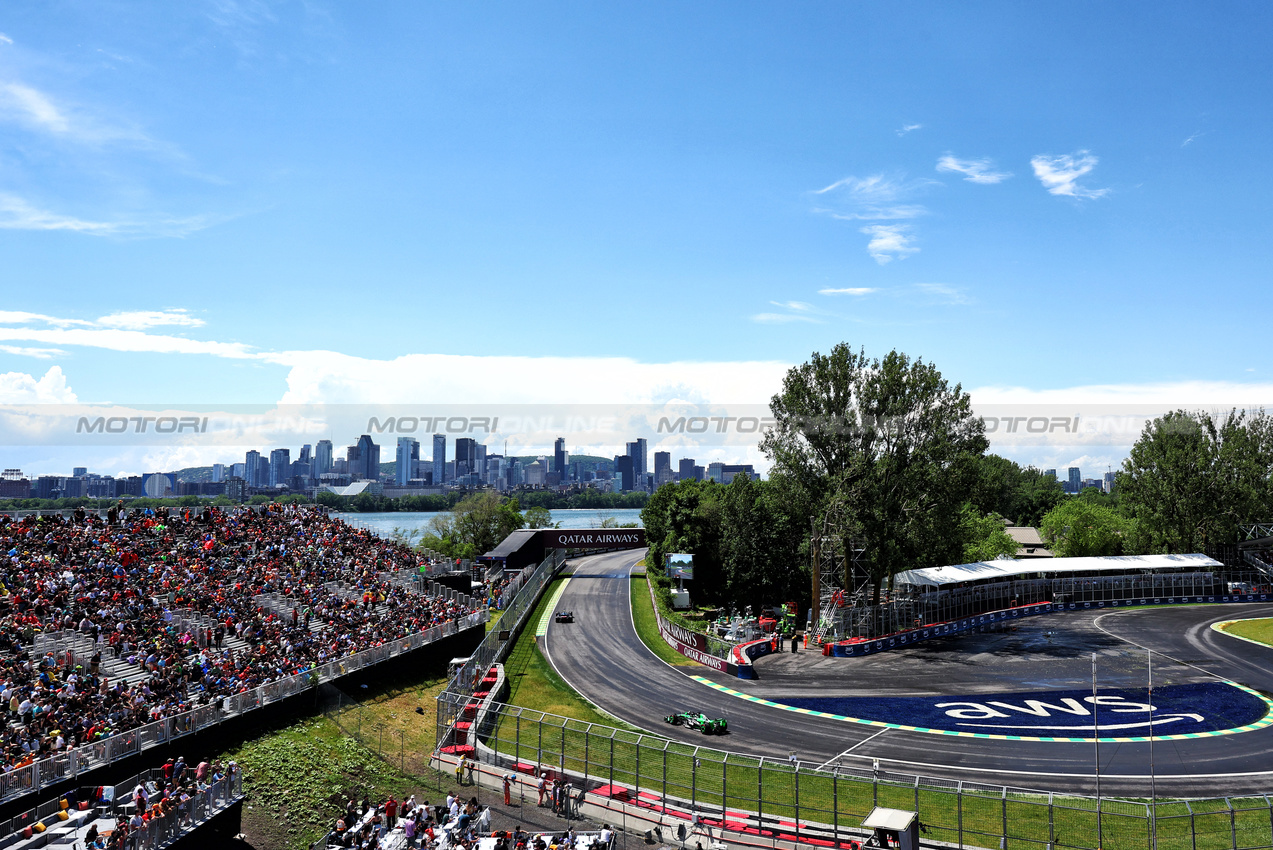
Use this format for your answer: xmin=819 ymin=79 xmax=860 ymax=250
xmin=543 ymin=549 xmax=1273 ymax=796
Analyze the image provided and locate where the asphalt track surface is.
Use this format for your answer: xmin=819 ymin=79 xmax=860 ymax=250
xmin=542 ymin=549 xmax=1273 ymax=798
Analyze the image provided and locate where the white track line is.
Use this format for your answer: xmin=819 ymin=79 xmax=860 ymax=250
xmin=835 ymin=751 xmax=1273 ymax=781
xmin=816 ymin=728 xmax=891 ymax=770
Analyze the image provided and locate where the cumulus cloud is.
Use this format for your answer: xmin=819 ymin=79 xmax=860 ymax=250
xmin=936 ymin=154 xmax=1012 ymax=184
xmin=1030 ymin=151 xmax=1109 ymax=199
xmin=0 ymin=366 xmax=78 ymax=404
xmin=860 ymin=224 xmax=917 ymax=264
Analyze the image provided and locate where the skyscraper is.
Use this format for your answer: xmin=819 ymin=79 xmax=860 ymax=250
xmin=396 ymin=437 xmax=420 ymax=485
xmin=1067 ymin=467 xmax=1081 ymax=495
xmin=654 ymin=451 xmax=671 ymax=479
xmin=614 ymin=455 xmax=634 ymax=492
xmin=358 ymin=435 xmax=381 ymax=480
xmin=678 ymin=457 xmax=695 ymax=481
xmin=633 ymin=438 xmax=648 ymax=481
xmin=245 ymin=450 xmax=263 ymax=487
xmin=211 ymin=463 xmax=226 ymax=483
xmin=475 ymin=444 xmax=487 ymax=476
xmin=269 ymin=448 xmax=290 ymax=486
xmin=455 ymin=438 xmax=476 ymax=477
xmin=314 ymin=440 xmax=334 ymax=478
xmin=433 ymin=434 xmax=446 ymax=485
xmin=554 ymin=437 xmax=567 ymax=480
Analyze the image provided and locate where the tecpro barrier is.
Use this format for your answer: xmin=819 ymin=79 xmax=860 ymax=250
xmin=825 ymin=593 xmax=1273 ymax=658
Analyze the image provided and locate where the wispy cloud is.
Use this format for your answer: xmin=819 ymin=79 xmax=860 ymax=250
xmin=915 ymin=282 xmax=971 ymax=305
xmin=0 ymin=193 xmax=221 ymax=237
xmin=0 ymin=310 xmax=249 ymax=359
xmin=819 ymin=287 xmax=877 ymax=296
xmin=896 ymin=123 xmax=923 ymax=136
xmin=860 ymin=224 xmax=917 ymax=264
xmin=752 ymin=301 xmax=825 ymax=324
xmin=1182 ymin=131 xmax=1204 ymax=147
xmin=0 ymin=83 xmax=68 ymax=133
xmin=96 ymin=310 xmax=206 ymax=331
xmin=0 ymin=345 xmax=66 ymax=359
xmin=1030 ymin=151 xmax=1109 ymax=199
xmin=936 ymin=154 xmax=1012 ymax=184
xmin=0 ymin=34 xmax=13 ymax=46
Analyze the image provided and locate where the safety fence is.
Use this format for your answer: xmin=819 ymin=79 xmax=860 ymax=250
xmin=446 ymin=549 xmax=564 ymax=696
xmin=0 ymin=766 xmax=242 ymax=849
xmin=436 ymin=693 xmax=1273 ymax=850
xmin=0 ymin=611 xmax=483 ymax=806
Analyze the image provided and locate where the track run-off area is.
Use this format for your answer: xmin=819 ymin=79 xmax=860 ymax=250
xmin=542 ymin=548 xmax=1273 ymax=797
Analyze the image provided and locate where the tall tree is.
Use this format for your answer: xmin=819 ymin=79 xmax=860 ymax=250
xmin=1039 ymin=499 xmax=1128 ymax=557
xmin=762 ymin=344 xmax=988 ymax=606
xmin=1118 ymin=409 xmax=1273 ymax=552
xmin=719 ymin=474 xmax=806 ymax=613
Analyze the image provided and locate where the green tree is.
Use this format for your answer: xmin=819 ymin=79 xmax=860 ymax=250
xmin=1117 ymin=409 xmax=1273 ymax=552
xmin=958 ymin=504 xmax=1019 ymax=563
xmin=1039 ymin=499 xmax=1128 ymax=557
xmin=718 ymin=474 xmax=806 ymax=612
xmin=524 ymin=505 xmax=556 ymax=529
xmin=762 ymin=344 xmax=988 ymax=606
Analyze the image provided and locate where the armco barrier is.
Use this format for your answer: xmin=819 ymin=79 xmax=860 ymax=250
xmin=826 ymin=593 xmax=1273 ymax=658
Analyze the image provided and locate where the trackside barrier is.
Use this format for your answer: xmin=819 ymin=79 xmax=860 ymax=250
xmin=646 ymin=576 xmax=762 ymax=679
xmin=826 ymin=593 xmax=1273 ymax=658
xmin=446 ymin=550 xmax=565 ymax=697
xmin=0 ymin=611 xmax=484 ymax=806
xmin=436 ymin=693 xmax=1273 ymax=850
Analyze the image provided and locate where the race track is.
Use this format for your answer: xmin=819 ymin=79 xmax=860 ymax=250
xmin=542 ymin=549 xmax=1273 ymax=796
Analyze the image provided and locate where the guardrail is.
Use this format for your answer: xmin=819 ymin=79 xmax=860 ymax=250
xmin=446 ymin=550 xmax=564 ymax=696
xmin=0 ymin=611 xmax=484 ymax=806
xmin=437 ymin=693 xmax=1273 ymax=850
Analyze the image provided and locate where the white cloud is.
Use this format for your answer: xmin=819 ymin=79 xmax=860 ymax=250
xmin=96 ymin=310 xmax=205 ymax=330
xmin=0 ymin=366 xmax=77 ymax=404
xmin=814 ymin=175 xmax=932 ymax=217
xmin=970 ymin=380 xmax=1273 ymax=406
xmin=0 ymin=194 xmax=119 ymax=233
xmin=819 ymin=287 xmax=877 ymax=296
xmin=860 ymin=224 xmax=917 ymax=264
xmin=897 ymin=123 xmax=922 ymax=136
xmin=0 ymin=345 xmax=66 ymax=359
xmin=1030 ymin=151 xmax=1109 ymax=199
xmin=267 ymin=351 xmax=791 ymax=406
xmin=0 ymin=311 xmax=95 ymax=327
xmin=0 ymin=193 xmax=218 ymax=237
xmin=0 ymin=83 xmax=68 ymax=133
xmin=1182 ymin=131 xmax=1204 ymax=147
xmin=0 ymin=326 xmax=257 ymax=359
xmin=0 ymin=33 xmax=12 ymax=46
xmin=752 ymin=313 xmax=821 ymax=324
xmin=914 ymin=282 xmax=971 ymax=305
xmin=936 ymin=154 xmax=1012 ymax=184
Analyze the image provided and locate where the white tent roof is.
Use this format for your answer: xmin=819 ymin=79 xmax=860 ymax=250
xmin=894 ymin=553 xmax=1222 ymax=589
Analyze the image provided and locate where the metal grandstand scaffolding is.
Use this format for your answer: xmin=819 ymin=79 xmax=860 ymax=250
xmin=1239 ymin=522 xmax=1273 ymax=580
xmin=810 ymin=526 xmax=869 ymax=644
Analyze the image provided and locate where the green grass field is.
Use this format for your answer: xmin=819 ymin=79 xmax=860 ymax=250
xmin=1220 ymin=617 xmax=1273 ymax=647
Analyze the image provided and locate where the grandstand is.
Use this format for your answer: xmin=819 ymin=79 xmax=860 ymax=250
xmin=0 ymin=504 xmax=485 ymax=809
xmin=816 ymin=553 xmax=1272 ymax=642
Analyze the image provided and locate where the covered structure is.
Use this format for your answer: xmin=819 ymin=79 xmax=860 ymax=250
xmin=480 ymin=527 xmax=647 ymax=574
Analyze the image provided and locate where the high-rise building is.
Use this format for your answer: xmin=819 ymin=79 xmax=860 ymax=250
xmin=1067 ymin=467 xmax=1081 ymax=495
xmin=314 ymin=440 xmax=334 ymax=478
xmin=554 ymin=437 xmax=567 ymax=480
xmin=1043 ymin=469 xmax=1057 ymax=479
xmin=475 ymin=444 xmax=487 ymax=476
xmin=347 ymin=435 xmax=381 ymax=480
xmin=72 ymin=467 xmax=87 ymax=478
xmin=614 ymin=455 xmax=634 ymax=492
xmin=245 ymin=450 xmax=263 ymax=487
xmin=678 ymin=457 xmax=696 ymax=481
xmin=432 ymin=434 xmax=446 ymax=485
xmin=455 ymin=438 xmax=477 ymax=478
xmin=1103 ymin=471 xmax=1116 ymax=493
xmin=211 ymin=463 xmax=226 ymax=483
xmin=654 ymin=451 xmax=671 ymax=479
xmin=269 ymin=448 xmax=291 ymax=487
xmin=706 ymin=462 xmax=725 ymax=483
xmin=396 ymin=437 xmax=420 ymax=486
xmin=230 ymin=462 xmax=245 ymax=479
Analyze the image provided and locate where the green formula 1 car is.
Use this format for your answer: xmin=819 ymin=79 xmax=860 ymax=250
xmin=664 ymin=710 xmax=728 ymax=735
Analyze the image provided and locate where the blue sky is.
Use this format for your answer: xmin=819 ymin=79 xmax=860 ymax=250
xmin=1 ymin=1 xmax=1272 ymax=475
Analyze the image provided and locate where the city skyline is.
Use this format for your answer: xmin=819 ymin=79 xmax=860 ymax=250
xmin=1 ymin=3 xmax=1271 ymax=484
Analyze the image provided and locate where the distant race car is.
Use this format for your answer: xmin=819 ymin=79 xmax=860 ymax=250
xmin=664 ymin=710 xmax=728 ymax=735
xmin=554 ymin=611 xmax=574 ymax=623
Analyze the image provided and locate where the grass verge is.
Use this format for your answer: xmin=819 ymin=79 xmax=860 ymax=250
xmin=1220 ymin=617 xmax=1273 ymax=647
xmin=630 ymin=574 xmax=698 ymax=666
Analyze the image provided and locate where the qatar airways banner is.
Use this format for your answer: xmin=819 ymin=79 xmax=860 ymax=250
xmin=646 ymin=580 xmax=756 ymax=679
xmin=542 ymin=529 xmax=646 ymax=549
